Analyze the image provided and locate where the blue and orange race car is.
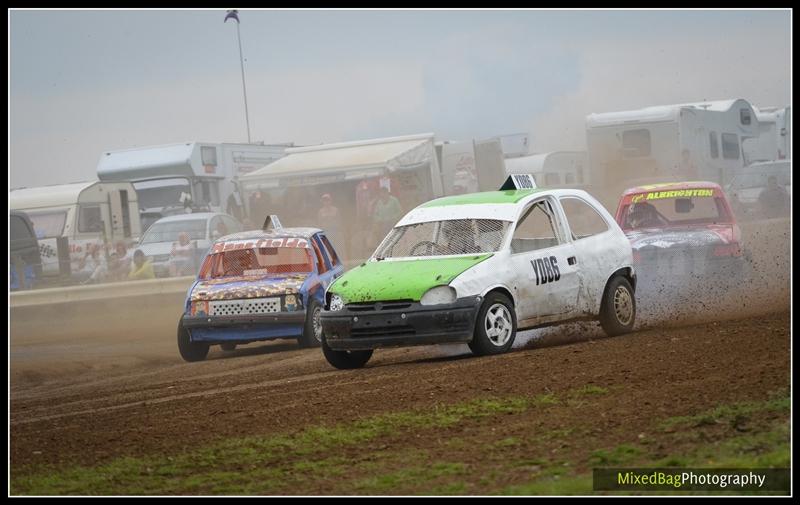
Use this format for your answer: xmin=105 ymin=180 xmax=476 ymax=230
xmin=177 ymin=220 xmax=344 ymax=361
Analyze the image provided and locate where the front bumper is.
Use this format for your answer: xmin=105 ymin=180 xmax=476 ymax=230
xmin=182 ymin=311 xmax=306 ymax=343
xmin=320 ymin=296 xmax=481 ymax=351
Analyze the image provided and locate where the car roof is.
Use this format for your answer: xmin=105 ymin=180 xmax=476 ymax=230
xmin=216 ymin=227 xmax=323 ymax=243
xmin=621 ymin=181 xmax=723 ymax=196
xmin=398 ymin=188 xmax=594 ymax=226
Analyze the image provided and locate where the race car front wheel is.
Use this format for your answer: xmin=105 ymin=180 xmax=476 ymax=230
xmin=177 ymin=319 xmax=210 ymax=362
xmin=321 ymin=337 xmax=373 ymax=369
xmin=599 ymin=275 xmax=636 ymax=337
xmin=469 ymin=292 xmax=517 ymax=356
xmin=298 ymin=299 xmax=324 ymax=348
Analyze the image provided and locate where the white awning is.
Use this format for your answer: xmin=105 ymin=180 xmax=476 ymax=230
xmin=240 ymin=134 xmax=436 ymax=189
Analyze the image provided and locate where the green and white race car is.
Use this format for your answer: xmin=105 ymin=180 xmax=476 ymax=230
xmin=320 ymin=180 xmax=636 ymax=369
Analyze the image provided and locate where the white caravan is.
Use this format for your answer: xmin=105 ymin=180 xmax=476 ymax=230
xmin=9 ymin=181 xmax=141 ymax=277
xmin=504 ymin=151 xmax=588 ymax=187
xmin=586 ymin=99 xmax=763 ymax=190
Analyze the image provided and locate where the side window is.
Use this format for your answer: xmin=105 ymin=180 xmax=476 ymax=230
xmin=560 ymin=197 xmax=609 ymax=240
xmin=622 ymin=129 xmax=651 ymax=157
xmin=319 ymin=235 xmax=341 ymax=267
xmin=709 ymin=132 xmax=719 ymax=159
xmin=310 ymin=238 xmax=328 ymax=273
xmin=740 ymin=109 xmax=751 ymax=126
xmin=78 ymin=205 xmax=103 ymax=233
xmin=721 ymin=133 xmax=740 ymax=160
xmin=511 ymin=200 xmax=560 ymax=254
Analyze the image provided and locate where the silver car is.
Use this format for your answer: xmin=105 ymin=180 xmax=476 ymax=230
xmin=136 ymin=212 xmax=242 ymax=277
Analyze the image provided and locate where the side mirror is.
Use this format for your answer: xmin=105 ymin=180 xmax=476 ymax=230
xmin=675 ymin=198 xmax=694 ymax=213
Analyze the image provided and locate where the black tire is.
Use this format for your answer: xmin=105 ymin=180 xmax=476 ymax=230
xmin=298 ymin=299 xmax=324 ymax=348
xmin=599 ymin=276 xmax=636 ymax=337
xmin=220 ymin=342 xmax=237 ymax=352
xmin=321 ymin=336 xmax=373 ymax=369
xmin=177 ymin=318 xmax=210 ymax=362
xmin=468 ymin=292 xmax=517 ymax=356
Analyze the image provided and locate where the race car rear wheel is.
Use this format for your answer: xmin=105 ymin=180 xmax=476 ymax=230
xmin=599 ymin=275 xmax=636 ymax=337
xmin=177 ymin=319 xmax=209 ymax=362
xmin=220 ymin=343 xmax=237 ymax=352
xmin=298 ymin=299 xmax=324 ymax=348
xmin=321 ymin=337 xmax=373 ymax=369
xmin=469 ymin=292 xmax=517 ymax=356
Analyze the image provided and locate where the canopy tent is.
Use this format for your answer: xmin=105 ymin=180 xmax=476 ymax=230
xmin=239 ymin=134 xmax=440 ymax=193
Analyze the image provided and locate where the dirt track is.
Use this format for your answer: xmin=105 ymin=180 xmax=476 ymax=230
xmin=11 ymin=308 xmax=790 ymax=474
xmin=9 ymin=218 xmax=791 ymax=493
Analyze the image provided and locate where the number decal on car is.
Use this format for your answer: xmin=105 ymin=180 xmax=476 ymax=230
xmin=531 ymin=256 xmax=561 ymax=285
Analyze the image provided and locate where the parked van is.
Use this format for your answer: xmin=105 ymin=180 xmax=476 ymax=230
xmin=9 ymin=181 xmax=141 ymax=278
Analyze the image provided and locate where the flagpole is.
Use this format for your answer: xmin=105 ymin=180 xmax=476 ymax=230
xmin=234 ymin=17 xmax=252 ymax=143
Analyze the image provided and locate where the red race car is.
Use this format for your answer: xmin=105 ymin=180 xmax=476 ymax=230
xmin=614 ymin=181 xmax=745 ymax=289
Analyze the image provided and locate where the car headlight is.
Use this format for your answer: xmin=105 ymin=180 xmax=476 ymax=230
xmin=329 ymin=294 xmax=344 ymax=311
xmin=420 ymin=285 xmax=456 ymax=306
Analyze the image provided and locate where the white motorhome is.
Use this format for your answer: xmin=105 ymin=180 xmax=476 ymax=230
xmin=504 ymin=151 xmax=588 ymax=187
xmin=96 ymin=142 xmax=292 ymax=230
xmin=9 ymin=181 xmax=141 ymax=277
xmin=586 ymin=99 xmax=762 ymax=189
xmin=745 ymin=106 xmax=791 ymax=164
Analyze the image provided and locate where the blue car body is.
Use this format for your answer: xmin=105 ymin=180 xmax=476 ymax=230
xmin=180 ymin=227 xmax=344 ymax=346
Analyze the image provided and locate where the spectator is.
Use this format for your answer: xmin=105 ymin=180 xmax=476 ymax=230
xmin=129 ymin=249 xmax=155 ymax=280
xmin=226 ymin=181 xmax=244 ymax=221
xmin=169 ymin=232 xmax=196 ymax=277
xmin=758 ymin=175 xmax=790 ymax=218
xmin=107 ymin=242 xmax=132 ymax=281
xmin=371 ymin=186 xmax=402 ymax=244
xmin=317 ymin=193 xmax=342 ymax=250
xmin=78 ymin=243 xmax=108 ymax=284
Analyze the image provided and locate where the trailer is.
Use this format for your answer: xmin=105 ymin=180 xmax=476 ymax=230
xmin=96 ymin=141 xmax=292 ymax=231
xmin=9 ymin=181 xmax=141 ymax=278
xmin=504 ymin=151 xmax=588 ymax=187
xmin=586 ymin=99 xmax=764 ymax=194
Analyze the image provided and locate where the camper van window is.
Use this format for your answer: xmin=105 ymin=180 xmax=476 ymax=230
xmin=78 ymin=205 xmax=103 ymax=233
xmin=740 ymin=109 xmax=752 ymax=125
xmin=622 ymin=129 xmax=652 ymax=157
xmin=721 ymin=133 xmax=740 ymax=160
xmin=201 ymin=146 xmax=218 ymax=166
xmin=27 ymin=211 xmax=67 ymax=238
xmin=709 ymin=132 xmax=719 ymax=159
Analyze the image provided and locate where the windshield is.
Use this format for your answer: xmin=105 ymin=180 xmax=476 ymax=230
xmin=134 ymin=179 xmax=191 ymax=210
xmin=374 ymin=219 xmax=510 ymax=258
xmin=622 ymin=194 xmax=732 ymax=230
xmin=199 ymin=247 xmax=314 ymax=279
xmin=140 ymin=219 xmax=207 ymax=244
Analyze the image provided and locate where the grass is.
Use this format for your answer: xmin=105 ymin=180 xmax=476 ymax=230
xmin=14 ymin=386 xmax=787 ymax=496
xmin=11 ymin=390 xmax=564 ymax=495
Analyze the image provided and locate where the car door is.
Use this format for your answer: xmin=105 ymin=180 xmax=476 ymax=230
xmin=508 ymin=197 xmax=581 ymax=321
xmin=558 ymin=195 xmax=621 ymax=315
xmin=309 ymin=234 xmax=339 ymax=302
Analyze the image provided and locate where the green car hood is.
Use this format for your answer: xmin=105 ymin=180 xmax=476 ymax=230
xmin=329 ymin=254 xmax=492 ymax=303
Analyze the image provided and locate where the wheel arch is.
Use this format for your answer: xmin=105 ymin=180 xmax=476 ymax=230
xmin=597 ymin=266 xmax=636 ymax=310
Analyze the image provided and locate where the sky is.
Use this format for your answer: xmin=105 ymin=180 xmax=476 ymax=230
xmin=9 ymin=9 xmax=792 ymax=188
